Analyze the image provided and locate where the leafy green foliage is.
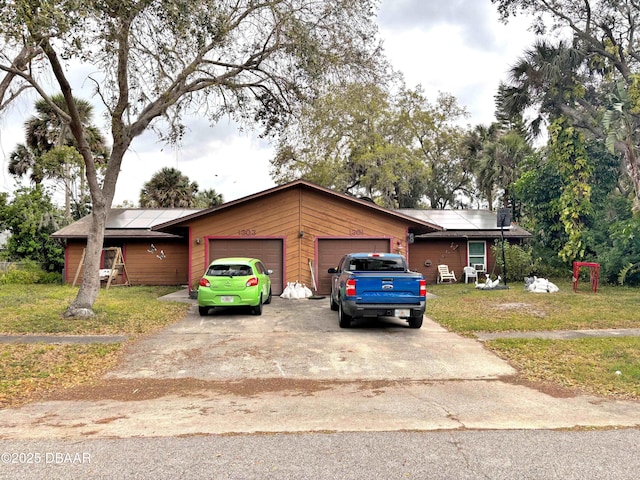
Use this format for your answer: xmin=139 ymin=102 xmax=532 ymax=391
xmin=0 ymin=187 xmax=65 ymax=271
xmin=490 ymin=241 xmax=534 ymax=282
xmin=0 ymin=260 xmax=62 ymax=284
xmin=139 ymin=167 xmax=199 ymax=208
xmin=2 ymin=0 xmax=384 ymax=315
xmin=271 ymin=84 xmax=469 ymax=208
xmin=492 ymin=0 xmax=640 ymax=212
xmin=548 ymin=118 xmax=593 ymax=262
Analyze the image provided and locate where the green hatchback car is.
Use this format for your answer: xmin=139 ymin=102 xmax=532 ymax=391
xmin=197 ymin=257 xmax=273 ymax=316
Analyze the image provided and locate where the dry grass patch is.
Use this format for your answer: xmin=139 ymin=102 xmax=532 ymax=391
xmin=488 ymin=337 xmax=640 ymax=399
xmin=0 ymin=343 xmax=122 ymax=408
xmin=0 ymin=285 xmax=191 ymax=407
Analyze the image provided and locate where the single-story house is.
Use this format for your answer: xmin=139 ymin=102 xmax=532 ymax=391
xmin=53 ymin=180 xmax=532 ymax=293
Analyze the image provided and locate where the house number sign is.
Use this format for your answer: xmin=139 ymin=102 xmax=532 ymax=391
xmin=238 ymin=228 xmax=257 ymax=236
xmin=349 ymin=228 xmax=364 ymax=236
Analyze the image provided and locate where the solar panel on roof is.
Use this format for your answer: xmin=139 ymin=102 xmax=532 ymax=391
xmin=396 ymin=209 xmax=510 ymax=230
xmin=105 ymin=209 xmax=201 ymax=229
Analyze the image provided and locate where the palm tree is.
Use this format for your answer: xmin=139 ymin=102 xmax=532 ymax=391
xmin=464 ymin=123 xmax=531 ymax=212
xmin=7 ymin=94 xmax=109 ymax=219
xmin=194 ymin=188 xmax=224 ymax=208
xmin=8 ymin=144 xmax=44 ymax=185
xmin=139 ymin=167 xmax=199 ymax=208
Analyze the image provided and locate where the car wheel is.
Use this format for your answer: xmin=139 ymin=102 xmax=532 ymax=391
xmin=408 ymin=314 xmax=423 ymax=329
xmin=264 ymin=287 xmax=272 ymax=304
xmin=253 ymin=295 xmax=263 ymax=316
xmin=330 ymin=290 xmax=339 ymax=311
xmin=338 ymin=301 xmax=352 ymax=328
xmin=198 ymin=306 xmax=209 ymax=316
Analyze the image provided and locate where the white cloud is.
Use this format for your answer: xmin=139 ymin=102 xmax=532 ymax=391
xmin=378 ymin=2 xmax=536 ymax=125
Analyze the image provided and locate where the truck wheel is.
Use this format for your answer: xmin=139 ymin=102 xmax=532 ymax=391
xmin=338 ymin=301 xmax=352 ymax=328
xmin=408 ymin=315 xmax=423 ymax=329
xmin=330 ymin=289 xmax=339 ymax=311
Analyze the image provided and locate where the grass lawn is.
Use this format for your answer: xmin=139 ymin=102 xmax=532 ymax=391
xmin=427 ymin=280 xmax=640 ymax=399
xmin=0 ymin=284 xmax=191 ymax=407
xmin=427 ymin=280 xmax=640 ymax=333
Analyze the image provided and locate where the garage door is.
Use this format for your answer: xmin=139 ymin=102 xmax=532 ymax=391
xmin=208 ymin=239 xmax=284 ymax=294
xmin=316 ymin=238 xmax=391 ymax=294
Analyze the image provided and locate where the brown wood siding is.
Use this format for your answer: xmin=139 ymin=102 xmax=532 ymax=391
xmin=64 ymin=240 xmax=188 ymax=286
xmin=65 ymin=241 xmax=86 ymax=284
xmin=301 ymin=189 xmax=409 ymax=291
xmin=407 ymin=240 xmax=468 ymax=285
xmin=123 ymin=241 xmax=189 ymax=285
xmin=408 ymin=239 xmax=499 ymax=285
xmin=185 ymin=186 xmax=412 ymax=292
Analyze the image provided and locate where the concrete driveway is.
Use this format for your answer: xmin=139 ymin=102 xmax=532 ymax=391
xmin=106 ymin=295 xmax=514 ymax=381
xmin=1 ymin=293 xmax=640 ymax=438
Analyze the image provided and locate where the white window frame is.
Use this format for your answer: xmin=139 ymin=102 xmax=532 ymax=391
xmin=468 ymin=241 xmax=486 ymax=272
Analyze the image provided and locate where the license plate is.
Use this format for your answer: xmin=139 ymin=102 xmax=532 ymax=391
xmin=395 ymin=309 xmax=410 ymax=317
xmin=220 ymin=296 xmax=235 ymax=303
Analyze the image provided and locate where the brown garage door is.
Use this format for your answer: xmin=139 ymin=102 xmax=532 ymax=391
xmin=209 ymin=239 xmax=284 ymax=294
xmin=316 ymin=238 xmax=391 ymax=294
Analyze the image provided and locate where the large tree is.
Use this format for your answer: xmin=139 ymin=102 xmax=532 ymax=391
xmin=271 ymin=84 xmax=469 ymax=208
xmin=0 ymin=0 xmax=382 ymax=317
xmin=271 ymin=82 xmax=425 ymax=208
xmin=492 ymin=0 xmax=640 ymax=210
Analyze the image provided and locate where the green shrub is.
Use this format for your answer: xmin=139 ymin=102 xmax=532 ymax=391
xmin=0 ymin=260 xmax=62 ymax=285
xmin=491 ymin=241 xmax=535 ymax=282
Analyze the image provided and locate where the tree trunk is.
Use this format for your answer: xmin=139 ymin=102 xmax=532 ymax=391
xmin=63 ymin=206 xmax=107 ymax=318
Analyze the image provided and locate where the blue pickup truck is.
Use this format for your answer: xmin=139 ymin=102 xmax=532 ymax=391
xmin=328 ymin=252 xmax=427 ymax=329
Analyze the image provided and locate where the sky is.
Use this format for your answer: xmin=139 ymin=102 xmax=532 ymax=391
xmin=0 ymin=0 xmax=536 ymax=207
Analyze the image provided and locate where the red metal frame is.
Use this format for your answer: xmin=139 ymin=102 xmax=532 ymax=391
xmin=572 ymin=261 xmax=600 ymax=293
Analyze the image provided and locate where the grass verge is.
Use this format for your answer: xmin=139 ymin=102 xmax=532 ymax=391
xmin=488 ymin=337 xmax=640 ymax=399
xmin=0 ymin=285 xmax=191 ymax=407
xmin=427 ymin=280 xmax=640 ymax=399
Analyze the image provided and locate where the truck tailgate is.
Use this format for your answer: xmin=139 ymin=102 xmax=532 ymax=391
xmin=352 ymin=273 xmax=423 ymax=305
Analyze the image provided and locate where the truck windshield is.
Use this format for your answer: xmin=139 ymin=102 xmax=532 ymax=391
xmin=348 ymin=258 xmax=405 ymax=272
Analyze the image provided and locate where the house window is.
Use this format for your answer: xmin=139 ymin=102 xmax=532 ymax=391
xmin=468 ymin=241 xmax=486 ymax=271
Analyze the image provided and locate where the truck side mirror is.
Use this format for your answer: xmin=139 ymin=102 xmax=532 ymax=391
xmin=328 ymin=267 xmax=338 ymax=274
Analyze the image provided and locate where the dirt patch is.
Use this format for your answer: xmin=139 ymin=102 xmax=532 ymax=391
xmin=40 ymin=378 xmax=408 ymax=402
xmin=501 ymin=375 xmax=578 ymax=398
xmin=493 ymin=302 xmax=547 ymax=318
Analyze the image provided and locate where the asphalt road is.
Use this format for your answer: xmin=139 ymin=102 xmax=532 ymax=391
xmin=1 ymin=430 xmax=640 ymax=479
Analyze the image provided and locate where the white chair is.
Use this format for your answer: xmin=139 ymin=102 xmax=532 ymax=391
xmin=463 ymin=266 xmax=477 ymax=284
xmin=437 ymin=265 xmax=457 ymax=284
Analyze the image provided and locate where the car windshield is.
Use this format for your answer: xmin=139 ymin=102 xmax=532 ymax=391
xmin=348 ymin=258 xmax=405 ymax=272
xmin=207 ymin=264 xmax=253 ymax=277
